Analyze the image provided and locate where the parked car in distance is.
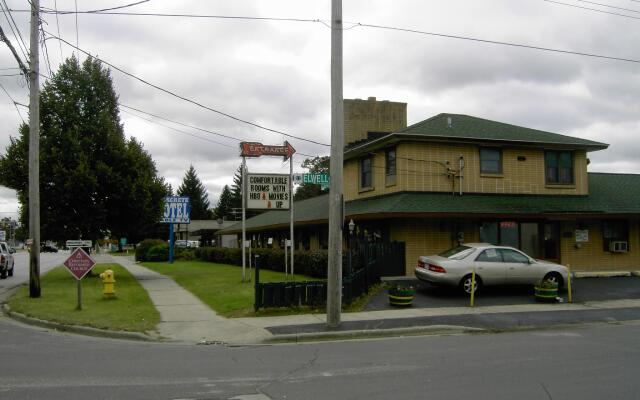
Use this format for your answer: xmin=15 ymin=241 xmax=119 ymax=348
xmin=415 ymin=243 xmax=569 ymax=294
xmin=0 ymin=241 xmax=15 ymax=279
xmin=41 ymin=243 xmax=59 ymax=253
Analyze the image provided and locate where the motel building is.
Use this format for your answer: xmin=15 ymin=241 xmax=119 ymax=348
xmin=219 ymin=97 xmax=640 ymax=276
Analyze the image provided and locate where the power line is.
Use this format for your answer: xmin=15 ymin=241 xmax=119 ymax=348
xmin=355 ymin=22 xmax=640 ymax=64
xmin=43 ymin=30 xmax=331 ymax=147
xmin=121 ymin=108 xmax=237 ymax=149
xmin=544 ymin=0 xmax=640 ymax=20
xmin=0 ymin=24 xmax=29 ymax=78
xmin=120 ymin=103 xmax=320 ymax=159
xmin=0 ymin=81 xmax=25 ymax=124
xmin=74 ymin=0 xmax=78 ymax=48
xmin=52 ymin=0 xmax=63 ymax=60
xmin=1 ymin=0 xmax=28 ymax=60
xmin=24 ymin=9 xmax=640 ymax=64
xmin=576 ymin=0 xmax=640 ymax=13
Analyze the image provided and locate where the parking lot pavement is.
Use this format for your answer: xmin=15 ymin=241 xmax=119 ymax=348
xmin=364 ymin=276 xmax=640 ymax=311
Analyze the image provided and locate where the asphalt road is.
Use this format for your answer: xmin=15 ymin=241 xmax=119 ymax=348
xmin=0 ymin=251 xmax=68 ymax=298
xmin=0 ymin=316 xmax=639 ymax=400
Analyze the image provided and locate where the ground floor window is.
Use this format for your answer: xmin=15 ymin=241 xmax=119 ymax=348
xmin=479 ymin=221 xmax=559 ymax=260
xmin=603 ymin=220 xmax=629 ymax=252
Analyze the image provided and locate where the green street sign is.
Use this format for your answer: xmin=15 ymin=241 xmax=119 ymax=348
xmin=120 ymin=238 xmax=127 ymax=246
xmin=294 ymin=173 xmax=330 ymax=187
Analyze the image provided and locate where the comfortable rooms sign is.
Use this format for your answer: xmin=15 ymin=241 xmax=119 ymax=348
xmin=246 ymin=174 xmax=290 ymax=210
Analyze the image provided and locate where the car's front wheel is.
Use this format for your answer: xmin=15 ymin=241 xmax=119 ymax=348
xmin=460 ymin=274 xmax=482 ymax=295
xmin=8 ymin=261 xmax=13 ymax=277
xmin=543 ymin=272 xmax=563 ymax=289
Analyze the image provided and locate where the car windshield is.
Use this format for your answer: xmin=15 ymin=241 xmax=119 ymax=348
xmin=438 ymin=245 xmax=474 ymax=260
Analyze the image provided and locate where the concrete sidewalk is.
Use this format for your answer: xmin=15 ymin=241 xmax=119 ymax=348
xmin=108 ymin=255 xmax=270 ymax=345
xmin=111 ymin=256 xmax=640 ymax=344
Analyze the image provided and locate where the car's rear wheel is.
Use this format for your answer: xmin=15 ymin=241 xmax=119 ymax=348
xmin=543 ymin=272 xmax=563 ymax=289
xmin=460 ymin=274 xmax=482 ymax=295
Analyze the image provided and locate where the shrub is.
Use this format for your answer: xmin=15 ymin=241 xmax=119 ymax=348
xmin=194 ymin=246 xmax=329 ymax=278
xmin=135 ymin=239 xmax=166 ymax=262
xmin=175 ymin=249 xmax=196 ymax=261
xmin=146 ymin=244 xmax=169 ymax=262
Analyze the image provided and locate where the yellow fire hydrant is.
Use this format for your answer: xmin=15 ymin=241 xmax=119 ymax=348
xmin=99 ymin=269 xmax=116 ymax=298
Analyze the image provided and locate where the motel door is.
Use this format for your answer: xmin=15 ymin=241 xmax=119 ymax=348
xmin=480 ymin=221 xmax=560 ymax=261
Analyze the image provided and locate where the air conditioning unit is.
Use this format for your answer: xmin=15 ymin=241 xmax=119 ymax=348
xmin=609 ymin=241 xmax=628 ymax=253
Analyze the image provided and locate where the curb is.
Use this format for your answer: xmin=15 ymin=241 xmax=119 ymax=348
xmin=574 ymin=271 xmax=632 ymax=278
xmin=1 ymin=304 xmax=159 ymax=342
xmin=263 ymin=324 xmax=484 ymax=343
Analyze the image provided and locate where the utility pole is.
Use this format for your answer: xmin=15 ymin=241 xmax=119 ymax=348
xmin=327 ymin=0 xmax=344 ymax=328
xmin=28 ymin=0 xmax=41 ymax=298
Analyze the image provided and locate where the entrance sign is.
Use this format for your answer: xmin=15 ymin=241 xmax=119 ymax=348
xmin=161 ymin=196 xmax=191 ymax=224
xmin=246 ymin=174 xmax=291 ymax=210
xmin=239 ymin=140 xmax=296 ymax=283
xmin=63 ymin=248 xmax=96 ymax=280
xmin=240 ymin=141 xmax=296 ymax=160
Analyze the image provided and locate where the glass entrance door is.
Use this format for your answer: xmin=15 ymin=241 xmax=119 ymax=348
xmin=520 ymin=222 xmax=540 ymax=258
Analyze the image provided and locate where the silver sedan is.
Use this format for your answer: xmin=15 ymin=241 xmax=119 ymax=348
xmin=414 ymin=243 xmax=569 ymax=294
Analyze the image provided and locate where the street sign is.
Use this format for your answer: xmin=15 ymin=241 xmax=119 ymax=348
xmin=293 ymin=173 xmax=330 ymax=188
xmin=240 ymin=141 xmax=296 ymax=160
xmin=246 ymin=173 xmax=290 ymax=210
xmin=66 ymin=240 xmax=92 ymax=248
xmin=63 ymin=248 xmax=96 ymax=280
xmin=120 ymin=238 xmax=127 ymax=246
xmin=161 ymin=196 xmax=191 ymax=224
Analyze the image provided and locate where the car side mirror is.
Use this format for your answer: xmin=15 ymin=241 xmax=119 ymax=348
xmin=9 ymin=248 xmax=14 ymax=254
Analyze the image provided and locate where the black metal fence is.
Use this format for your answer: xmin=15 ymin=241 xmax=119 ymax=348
xmin=254 ymin=241 xmax=405 ymax=310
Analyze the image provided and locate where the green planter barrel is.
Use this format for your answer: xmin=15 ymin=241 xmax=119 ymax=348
xmin=534 ymin=284 xmax=558 ymax=302
xmin=388 ymin=286 xmax=415 ymax=307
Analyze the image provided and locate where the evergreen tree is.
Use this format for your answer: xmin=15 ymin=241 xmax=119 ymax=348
xmin=213 ymin=185 xmax=233 ymax=220
xmin=177 ymin=165 xmax=213 ymax=220
xmin=294 ymin=156 xmax=330 ymax=201
xmin=230 ymin=164 xmax=243 ymax=212
xmin=0 ymin=56 xmax=168 ymax=242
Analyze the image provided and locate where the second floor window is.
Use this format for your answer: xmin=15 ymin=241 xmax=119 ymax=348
xmin=385 ymin=148 xmax=396 ymax=185
xmin=480 ymin=148 xmax=502 ymax=174
xmin=360 ymin=157 xmax=373 ymax=189
xmin=545 ymin=151 xmax=573 ymax=184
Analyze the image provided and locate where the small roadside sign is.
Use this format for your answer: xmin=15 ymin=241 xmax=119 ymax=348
xmin=120 ymin=238 xmax=127 ymax=246
xmin=66 ymin=240 xmax=92 ymax=248
xmin=63 ymin=248 xmax=96 ymax=280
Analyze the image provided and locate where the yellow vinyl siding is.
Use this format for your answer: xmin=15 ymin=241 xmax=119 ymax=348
xmin=345 ymin=142 xmax=588 ymax=201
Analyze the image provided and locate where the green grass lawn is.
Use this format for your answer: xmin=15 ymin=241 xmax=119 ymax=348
xmin=8 ymin=263 xmax=159 ymax=332
xmin=143 ymin=261 xmax=325 ymax=317
xmin=143 ymin=261 xmax=382 ymax=318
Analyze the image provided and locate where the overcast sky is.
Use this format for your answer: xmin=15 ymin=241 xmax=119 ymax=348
xmin=0 ymin=0 xmax=639 ymax=221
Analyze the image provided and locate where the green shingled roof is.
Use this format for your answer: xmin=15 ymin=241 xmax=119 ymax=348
xmin=345 ymin=113 xmax=608 ymax=156
xmin=399 ymin=113 xmax=608 ymax=149
xmin=219 ymin=173 xmax=640 ymax=234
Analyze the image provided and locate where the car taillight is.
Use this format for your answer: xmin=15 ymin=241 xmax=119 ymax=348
xmin=428 ymin=264 xmax=446 ymax=273
xmin=418 ymin=260 xmax=426 ymax=268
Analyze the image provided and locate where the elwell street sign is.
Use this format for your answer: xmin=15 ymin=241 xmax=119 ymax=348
xmin=240 ymin=141 xmax=296 ymax=160
xmin=293 ymin=173 xmax=330 ymax=188
xmin=66 ymin=240 xmax=92 ymax=248
xmin=63 ymin=248 xmax=96 ymax=280
xmin=246 ymin=173 xmax=291 ymax=210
